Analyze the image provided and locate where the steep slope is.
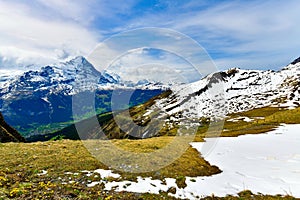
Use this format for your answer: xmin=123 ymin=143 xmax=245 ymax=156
xmin=50 ymin=57 xmax=300 ymax=140
xmin=0 ymin=112 xmax=25 ymax=142
xmin=146 ymin=57 xmax=300 ymax=122
xmin=102 ymin=58 xmax=299 ymax=138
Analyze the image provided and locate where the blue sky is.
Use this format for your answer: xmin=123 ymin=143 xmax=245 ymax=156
xmin=0 ymin=0 xmax=300 ymax=72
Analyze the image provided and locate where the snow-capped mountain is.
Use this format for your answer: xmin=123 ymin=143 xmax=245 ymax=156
xmin=0 ymin=56 xmax=167 ymax=99
xmin=138 ymin=57 xmax=300 ymax=129
xmin=24 ymin=56 xmax=300 ymax=141
xmin=0 ymin=56 xmax=118 ymax=99
xmin=0 ymin=69 xmax=24 ymax=88
xmin=52 ymin=57 xmax=300 ymax=141
xmin=0 ymin=56 xmax=166 ymax=136
xmin=2 ymin=55 xmax=300 ymax=139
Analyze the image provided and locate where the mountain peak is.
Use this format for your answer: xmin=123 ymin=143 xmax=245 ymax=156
xmin=282 ymin=56 xmax=300 ymax=71
xmin=290 ymin=57 xmax=300 ymax=65
xmin=65 ymin=56 xmax=88 ymax=66
xmin=61 ymin=56 xmax=102 ymax=78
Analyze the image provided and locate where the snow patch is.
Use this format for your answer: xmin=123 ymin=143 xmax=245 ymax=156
xmin=37 ymin=170 xmax=48 ymax=176
xmin=86 ymin=124 xmax=300 ymax=199
xmin=190 ymin=124 xmax=300 ymax=198
xmin=94 ymin=169 xmax=121 ymax=179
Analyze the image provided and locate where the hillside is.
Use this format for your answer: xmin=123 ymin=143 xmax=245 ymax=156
xmin=0 ymin=112 xmax=25 ymax=142
xmin=40 ymin=57 xmax=300 ymax=141
xmin=0 ymin=118 xmax=299 ymax=199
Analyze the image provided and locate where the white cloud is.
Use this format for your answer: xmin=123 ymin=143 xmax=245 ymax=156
xmin=35 ymin=0 xmax=97 ymax=25
xmin=0 ymin=46 xmax=56 ymax=69
xmin=174 ymin=1 xmax=300 ymax=69
xmin=87 ymin=28 xmax=217 ymax=83
xmin=118 ymin=0 xmax=300 ymax=70
xmin=106 ymin=47 xmax=202 ymax=83
xmin=1 ymin=0 xmax=299 ymax=72
xmin=0 ymin=1 xmax=99 ymax=68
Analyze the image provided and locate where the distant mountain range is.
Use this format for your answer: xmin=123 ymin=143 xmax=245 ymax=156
xmin=1 ymin=55 xmax=300 ymax=141
xmin=0 ymin=56 xmax=166 ymax=137
xmin=0 ymin=56 xmax=167 ymax=98
xmin=45 ymin=57 xmax=300 ymax=141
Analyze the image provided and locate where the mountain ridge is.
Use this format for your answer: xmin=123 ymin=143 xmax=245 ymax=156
xmin=290 ymin=56 xmax=300 ymax=65
xmin=46 ymin=57 xmax=300 ymax=140
xmin=0 ymin=56 xmax=167 ymax=136
xmin=1 ymin=56 xmax=300 ymax=140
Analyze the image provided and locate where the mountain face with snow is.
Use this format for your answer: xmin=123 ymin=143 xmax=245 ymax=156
xmin=2 ymin=55 xmax=300 ymax=139
xmin=0 ymin=56 xmax=165 ymax=136
xmin=0 ymin=56 xmax=118 ymax=98
xmin=50 ymin=57 xmax=300 ymax=140
xmin=141 ymin=57 xmax=300 ymax=128
xmin=154 ymin=58 xmax=300 ymax=133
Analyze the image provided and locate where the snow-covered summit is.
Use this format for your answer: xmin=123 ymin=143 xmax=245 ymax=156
xmin=0 ymin=56 xmax=120 ymax=99
xmin=0 ymin=56 xmax=170 ymax=100
xmin=290 ymin=56 xmax=300 ymax=65
xmin=141 ymin=59 xmax=300 ymax=126
xmin=282 ymin=56 xmax=300 ymax=71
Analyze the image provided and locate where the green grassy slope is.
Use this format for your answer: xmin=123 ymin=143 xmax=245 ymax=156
xmin=0 ymin=136 xmax=221 ymax=199
xmin=1 ymin=106 xmax=299 ymax=198
xmin=0 ymin=135 xmax=296 ymax=199
xmin=195 ymin=106 xmax=300 ymax=140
